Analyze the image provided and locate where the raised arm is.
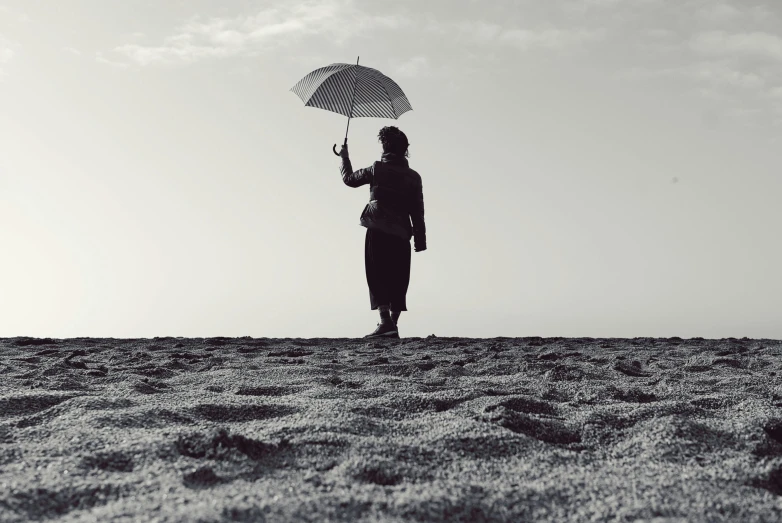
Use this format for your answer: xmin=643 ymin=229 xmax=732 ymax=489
xmin=338 ymin=144 xmax=372 ymax=187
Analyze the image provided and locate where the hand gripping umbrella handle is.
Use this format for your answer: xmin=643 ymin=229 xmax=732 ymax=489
xmin=333 ymin=138 xmax=347 ymax=156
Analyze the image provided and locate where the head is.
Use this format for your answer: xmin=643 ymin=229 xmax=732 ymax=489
xmin=378 ymin=126 xmax=410 ymax=158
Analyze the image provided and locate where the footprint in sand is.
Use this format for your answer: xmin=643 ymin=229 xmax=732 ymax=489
xmin=202 ymin=337 xmax=230 ymax=347
xmin=220 ymin=505 xmax=267 ymax=521
xmin=131 ymin=365 xmax=176 ymax=379
xmin=324 ymin=376 xmax=363 ymax=389
xmin=132 ymin=379 xmax=170 ymax=394
xmin=175 ymin=428 xmax=289 ymax=462
xmin=33 ymin=349 xmax=61 ymax=357
xmin=752 ymin=418 xmax=782 ymax=457
xmin=191 ymin=403 xmax=298 ymax=423
xmin=763 ymin=419 xmax=782 ymax=444
xmin=234 ymin=385 xmax=301 ymax=397
xmin=0 ymin=393 xmax=77 ymax=417
xmin=10 ymin=337 xmax=59 ymax=347
xmin=537 ymin=351 xmax=582 ymax=361
xmin=71 ymin=397 xmax=134 ymax=411
xmin=314 ymin=386 xmax=387 ymax=400
xmin=0 ymin=424 xmax=14 ymax=444
xmin=337 ymin=456 xmax=404 ymax=486
xmin=714 ymin=348 xmax=750 ymax=358
xmin=167 ymin=352 xmax=208 ymax=367
xmin=80 ymin=450 xmax=135 ymax=472
xmin=478 ymin=405 xmax=581 ymax=445
xmin=689 ymin=396 xmax=740 ymax=410
xmin=747 ymin=463 xmax=782 ymax=496
xmin=94 ymin=407 xmax=195 ymax=429
xmin=0 ymin=445 xmax=21 ymax=465
xmin=182 ymin=465 xmax=222 ymax=488
xmin=611 ymin=415 xmax=740 ymax=462
xmin=543 ymin=363 xmax=588 ymax=382
xmin=581 ymin=402 xmax=701 ymax=444
xmin=267 ymin=349 xmax=313 ymax=358
xmin=16 ymin=401 xmax=83 ymax=428
xmin=395 ymin=484 xmax=501 ymax=522
xmin=613 ymin=359 xmax=652 ymax=377
xmin=379 ymin=395 xmax=473 ymax=415
xmin=45 ymin=376 xmax=91 ymax=391
xmin=437 ymin=433 xmax=532 ymax=460
xmin=712 ymin=357 xmax=745 ymax=369
xmin=351 ymin=405 xmax=410 ymax=421
xmin=5 ymin=483 xmax=131 ymax=520
xmin=608 ymin=386 xmax=658 ymax=404
xmin=487 ymin=396 xmax=560 ymax=416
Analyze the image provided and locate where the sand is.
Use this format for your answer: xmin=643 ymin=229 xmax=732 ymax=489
xmin=0 ymin=335 xmax=781 ymax=522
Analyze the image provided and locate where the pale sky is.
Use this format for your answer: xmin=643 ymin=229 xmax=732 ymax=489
xmin=1 ymin=0 xmax=781 ymax=339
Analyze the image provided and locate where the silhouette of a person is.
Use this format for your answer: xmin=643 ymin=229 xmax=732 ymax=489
xmin=338 ymin=126 xmax=426 ymax=338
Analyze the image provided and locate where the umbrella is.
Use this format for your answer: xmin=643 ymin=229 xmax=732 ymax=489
xmin=290 ymin=57 xmax=413 ymax=156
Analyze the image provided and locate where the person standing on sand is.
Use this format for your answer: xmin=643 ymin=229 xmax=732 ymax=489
xmin=338 ymin=126 xmax=426 ymax=339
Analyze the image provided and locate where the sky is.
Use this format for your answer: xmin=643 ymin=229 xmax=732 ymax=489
xmin=1 ymin=0 xmax=781 ymax=339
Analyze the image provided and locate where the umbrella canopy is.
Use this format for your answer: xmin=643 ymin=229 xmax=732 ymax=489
xmin=290 ymin=62 xmax=412 ymax=119
xmin=290 ymin=58 xmax=413 ymax=155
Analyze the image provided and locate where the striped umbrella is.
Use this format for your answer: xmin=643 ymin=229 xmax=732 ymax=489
xmin=290 ymin=57 xmax=413 ymax=155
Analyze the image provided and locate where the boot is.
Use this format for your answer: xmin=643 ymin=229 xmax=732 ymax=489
xmin=365 ymin=305 xmax=399 ymax=338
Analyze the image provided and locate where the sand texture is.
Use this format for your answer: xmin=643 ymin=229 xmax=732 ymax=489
xmin=1 ymin=335 xmax=781 ymax=522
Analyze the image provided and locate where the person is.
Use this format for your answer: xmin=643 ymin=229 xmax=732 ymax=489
xmin=338 ymin=126 xmax=426 ymax=339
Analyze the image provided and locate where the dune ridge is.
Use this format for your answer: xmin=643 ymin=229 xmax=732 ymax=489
xmin=1 ymin=335 xmax=781 ymax=522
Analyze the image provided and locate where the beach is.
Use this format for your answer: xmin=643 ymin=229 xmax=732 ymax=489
xmin=1 ymin=335 xmax=781 ymax=522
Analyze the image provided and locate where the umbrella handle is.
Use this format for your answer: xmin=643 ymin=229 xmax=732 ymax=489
xmin=333 ymin=137 xmax=347 ymax=157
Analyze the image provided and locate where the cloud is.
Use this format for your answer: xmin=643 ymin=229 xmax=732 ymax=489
xmin=0 ymin=35 xmax=18 ymax=78
xmin=605 ymin=1 xmax=779 ymax=139
xmin=95 ymin=52 xmax=130 ymax=69
xmin=695 ymin=2 xmax=742 ymax=23
xmin=499 ymin=27 xmax=605 ymax=49
xmin=688 ymin=61 xmax=766 ymax=90
xmin=616 ymin=66 xmax=684 ymax=80
xmin=636 ymin=27 xmax=680 ymax=52
xmin=690 ymin=31 xmax=782 ymax=61
xmin=452 ymin=20 xmax=502 ymax=43
xmin=0 ymin=46 xmax=13 ymax=63
xmin=110 ymin=0 xmax=409 ymax=66
xmin=644 ymin=28 xmax=675 ymax=39
xmin=0 ymin=4 xmax=30 ymax=23
xmin=582 ymin=0 xmax=661 ymax=7
xmin=559 ymin=0 xmax=662 ymax=17
xmin=107 ymin=1 xmax=608 ymax=67
xmin=619 ymin=61 xmax=766 ymax=90
xmin=394 ymin=56 xmax=428 ymax=77
xmin=441 ymin=19 xmax=605 ymax=52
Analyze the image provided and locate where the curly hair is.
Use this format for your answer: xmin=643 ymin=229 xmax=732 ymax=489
xmin=378 ymin=126 xmax=410 ymax=158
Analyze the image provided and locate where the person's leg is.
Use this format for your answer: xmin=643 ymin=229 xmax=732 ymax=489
xmin=364 ymin=229 xmax=398 ymax=338
xmin=365 ymin=229 xmax=388 ymax=310
xmin=389 ymin=235 xmax=412 ymax=324
xmin=377 ymin=304 xmax=393 ymax=325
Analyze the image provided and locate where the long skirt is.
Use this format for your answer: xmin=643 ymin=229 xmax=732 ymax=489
xmin=364 ymin=227 xmax=411 ymax=311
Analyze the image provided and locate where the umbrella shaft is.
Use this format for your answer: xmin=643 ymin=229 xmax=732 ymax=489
xmin=344 ymin=56 xmax=360 ymax=143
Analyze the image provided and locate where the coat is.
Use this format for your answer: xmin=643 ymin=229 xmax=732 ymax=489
xmin=340 ymin=152 xmax=426 ymax=252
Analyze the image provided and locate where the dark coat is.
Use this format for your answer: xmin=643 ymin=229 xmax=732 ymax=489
xmin=340 ymin=152 xmax=426 ymax=251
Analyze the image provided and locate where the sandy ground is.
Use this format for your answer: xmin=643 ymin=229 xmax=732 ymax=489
xmin=0 ymin=335 xmax=781 ymax=522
